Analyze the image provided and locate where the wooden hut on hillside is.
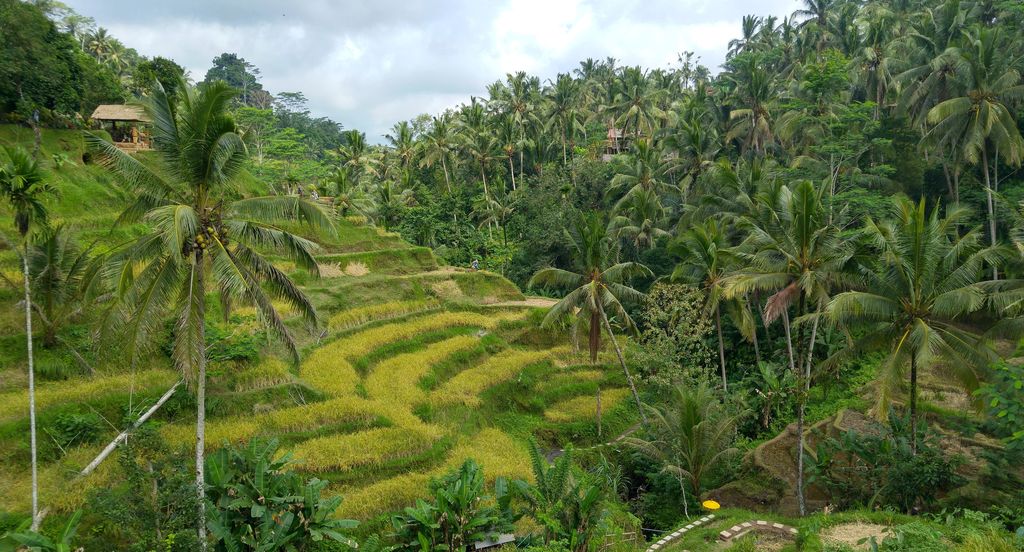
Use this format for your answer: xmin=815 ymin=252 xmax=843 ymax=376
xmin=90 ymin=104 xmax=152 ymax=151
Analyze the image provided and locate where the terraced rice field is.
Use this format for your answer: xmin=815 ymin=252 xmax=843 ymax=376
xmin=0 ymin=218 xmax=634 ymax=520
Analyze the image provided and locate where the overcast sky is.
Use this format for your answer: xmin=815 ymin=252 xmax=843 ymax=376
xmin=66 ymin=0 xmax=801 ymax=141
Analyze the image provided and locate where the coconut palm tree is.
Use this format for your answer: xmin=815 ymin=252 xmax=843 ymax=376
xmin=823 ymin=197 xmax=1002 ymax=453
xmin=419 ymin=113 xmax=457 ymax=195
xmin=670 ymin=220 xmax=753 ymax=393
xmin=24 ymin=225 xmax=103 ymax=372
xmin=385 ymin=121 xmax=417 ymax=174
xmin=725 ymin=59 xmax=777 ymax=156
xmin=612 ymin=67 xmax=666 ymax=140
xmin=607 ymin=139 xmax=675 ymax=210
xmin=725 ymin=179 xmax=854 ymax=515
xmin=926 ymin=27 xmax=1024 ymax=273
xmin=529 ymin=213 xmax=652 ymax=422
xmin=0 ymin=145 xmax=56 ymax=530
xmin=337 ymin=130 xmax=382 ymax=182
xmin=609 ymin=188 xmax=669 ymax=255
xmin=325 ymin=168 xmax=370 ymax=218
xmin=86 ymin=81 xmax=332 ymax=549
xmin=623 ymin=382 xmax=743 ymax=518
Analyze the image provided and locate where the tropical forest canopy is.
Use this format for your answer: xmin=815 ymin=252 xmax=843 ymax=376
xmin=1 ymin=0 xmax=1024 ymax=550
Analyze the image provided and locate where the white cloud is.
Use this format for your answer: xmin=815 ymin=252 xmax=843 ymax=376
xmin=68 ymin=0 xmax=802 ymax=140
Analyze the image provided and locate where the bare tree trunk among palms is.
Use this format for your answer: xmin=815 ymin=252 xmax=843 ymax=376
xmin=33 ymin=380 xmax=181 ymax=528
xmin=24 ymin=250 xmax=40 ymax=531
xmin=715 ymin=305 xmax=727 ymax=392
xmin=193 ymin=261 xmax=208 ymax=550
xmin=600 ymin=307 xmax=647 ymax=425
xmin=781 ymin=308 xmax=806 ymax=516
xmin=508 ymin=156 xmax=517 ymax=191
xmin=982 ymin=147 xmax=998 ymax=280
xmin=479 ymin=165 xmax=490 ymax=200
xmin=796 ymin=304 xmax=822 ymax=518
xmin=910 ymin=355 xmax=918 ymax=456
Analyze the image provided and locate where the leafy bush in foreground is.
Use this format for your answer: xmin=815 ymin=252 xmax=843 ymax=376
xmin=206 ymin=439 xmax=357 ymax=551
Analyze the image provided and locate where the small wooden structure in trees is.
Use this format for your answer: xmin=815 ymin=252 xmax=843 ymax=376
xmin=90 ymin=104 xmax=152 ymax=152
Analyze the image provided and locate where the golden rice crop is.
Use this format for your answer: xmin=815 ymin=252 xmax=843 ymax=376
xmin=364 ymin=335 xmax=478 ymax=404
xmin=333 ymin=472 xmax=434 ymax=519
xmin=302 ymin=311 xmax=513 ymax=397
xmin=442 ymin=428 xmax=533 ymax=482
xmin=0 ymin=443 xmax=114 ymax=514
xmin=231 ymin=358 xmax=293 ymax=392
xmin=332 ymin=428 xmax=531 ymax=519
xmin=544 ymin=388 xmax=630 ymax=423
xmin=0 ymin=369 xmax=177 ymax=422
xmin=162 ymin=396 xmax=381 ymax=448
xmin=327 ymin=299 xmax=438 ymax=331
xmin=432 ymin=349 xmax=554 ymax=407
xmin=291 ymin=426 xmax=442 ymax=473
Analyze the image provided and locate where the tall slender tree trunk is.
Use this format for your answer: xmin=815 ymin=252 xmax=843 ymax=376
xmin=194 ymin=261 xmax=208 ymax=550
xmin=910 ymin=355 xmax=918 ymax=456
xmin=24 ymin=248 xmax=40 ymax=531
xmin=781 ymin=308 xmax=805 ymax=516
xmin=715 ymin=304 xmax=727 ymax=392
xmin=982 ymin=147 xmax=998 ymax=280
xmin=508 ymin=157 xmax=517 ymax=191
xmin=480 ymin=165 xmax=490 ymax=200
xmin=599 ymin=306 xmax=647 ymax=424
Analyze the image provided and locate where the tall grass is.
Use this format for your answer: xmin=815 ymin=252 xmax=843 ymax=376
xmin=162 ymin=396 xmax=383 ymax=448
xmin=0 ymin=370 xmax=176 ymax=422
xmin=291 ymin=426 xmax=443 ymax=473
xmin=327 ymin=299 xmax=438 ymax=331
xmin=364 ymin=335 xmax=479 ymax=405
xmin=334 ymin=428 xmax=531 ymax=519
xmin=544 ymin=388 xmax=630 ymax=422
xmin=432 ymin=349 xmax=557 ymax=407
xmin=302 ymin=311 xmax=523 ymax=398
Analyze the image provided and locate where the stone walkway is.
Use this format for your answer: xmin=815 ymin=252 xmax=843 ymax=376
xmin=645 ymin=515 xmax=715 ymax=552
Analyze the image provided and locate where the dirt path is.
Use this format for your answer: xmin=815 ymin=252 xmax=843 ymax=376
xmin=489 ymin=296 xmax=557 ymax=308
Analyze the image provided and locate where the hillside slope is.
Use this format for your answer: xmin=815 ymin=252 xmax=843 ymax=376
xmin=0 ymin=127 xmax=636 ymax=523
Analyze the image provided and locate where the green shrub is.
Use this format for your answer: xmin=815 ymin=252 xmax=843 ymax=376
xmin=873 ymin=522 xmax=948 ymax=551
xmin=47 ymin=411 xmax=102 ymax=451
xmin=809 ymin=411 xmax=962 ymax=512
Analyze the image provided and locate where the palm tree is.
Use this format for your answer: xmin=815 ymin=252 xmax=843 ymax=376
xmin=670 ymin=220 xmax=753 ymax=393
xmin=419 ymin=113 xmax=457 ymax=195
xmin=459 ymin=120 xmax=500 ymax=201
xmin=337 ymin=130 xmax=382 ymax=182
xmin=926 ymin=27 xmax=1024 ymax=272
xmin=0 ymin=145 xmax=56 ymax=530
xmin=86 ymin=81 xmax=332 ymax=548
xmin=544 ymin=73 xmax=584 ymax=164
xmin=23 ymin=225 xmax=102 ymax=372
xmin=325 ymin=168 xmax=370 ymax=218
xmin=624 ymin=382 xmax=743 ymax=518
xmin=608 ymin=139 xmax=675 ymax=210
xmin=823 ymin=198 xmax=1001 ymax=453
xmin=725 ymin=179 xmax=853 ymax=515
xmin=385 ymin=121 xmax=417 ymax=174
xmin=529 ymin=213 xmax=652 ymax=422
xmin=609 ymin=188 xmax=669 ymax=254
xmin=725 ymin=59 xmax=777 ymax=156
xmin=612 ymin=67 xmax=666 ymax=140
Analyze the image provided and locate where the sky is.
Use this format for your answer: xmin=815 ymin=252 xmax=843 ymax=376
xmin=66 ymin=0 xmax=802 ymax=141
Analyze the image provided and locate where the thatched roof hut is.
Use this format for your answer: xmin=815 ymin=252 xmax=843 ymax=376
xmin=90 ymin=104 xmax=150 ymax=123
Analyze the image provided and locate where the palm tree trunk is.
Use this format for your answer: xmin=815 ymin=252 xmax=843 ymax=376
xmin=715 ymin=305 xmax=727 ymax=392
xmin=24 ymin=248 xmax=40 ymax=531
xmin=441 ymin=155 xmax=452 ymax=194
xmin=480 ymin=165 xmax=490 ymax=200
xmin=678 ymin=477 xmax=690 ymax=519
xmin=780 ymin=308 xmax=805 ymax=516
xmin=910 ymin=354 xmax=918 ymax=456
xmin=508 ymin=156 xmax=517 ymax=191
xmin=600 ymin=306 xmax=647 ymax=425
xmin=195 ymin=261 xmax=208 ymax=550
xmin=982 ymin=146 xmax=998 ymax=280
